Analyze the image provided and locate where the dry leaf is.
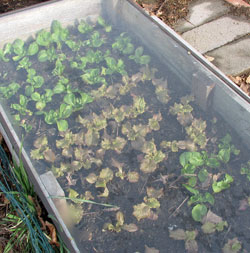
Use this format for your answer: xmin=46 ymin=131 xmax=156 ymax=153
xmin=86 ymin=173 xmax=97 ymax=184
xmin=111 ymin=158 xmax=124 ymax=170
xmin=204 ymin=54 xmax=214 ymax=62
xmin=238 ymin=198 xmax=249 ymax=211
xmin=146 ymin=187 xmax=164 ymax=199
xmin=44 ymin=149 xmax=56 ymax=163
xmin=223 ymin=237 xmax=242 ymax=253
xmin=246 ymin=75 xmax=250 ymax=84
xmin=45 ymin=221 xmax=59 ymax=247
xmin=185 ymin=239 xmax=198 ymax=253
xmin=133 ymin=203 xmax=151 ymax=221
xmin=213 ymin=173 xmax=221 ymax=182
xmin=122 ymin=223 xmax=138 ymax=232
xmin=169 ymin=229 xmax=186 ymax=240
xmin=202 ymin=210 xmax=222 ymax=224
xmin=145 ymin=245 xmax=160 ymax=253
xmin=127 ymin=171 xmax=140 ymax=183
xmin=201 ymin=173 xmax=212 ymax=189
xmin=147 ymin=211 xmax=158 ymax=220
xmin=116 ymin=211 xmax=124 ymax=226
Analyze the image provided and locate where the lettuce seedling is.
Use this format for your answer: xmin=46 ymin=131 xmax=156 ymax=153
xmin=103 ymin=57 xmax=127 ymax=76
xmin=64 ymin=92 xmax=93 ymax=110
xmin=36 ymin=29 xmax=52 ymax=47
xmin=27 ymin=42 xmax=39 ymax=56
xmin=212 ymin=174 xmax=234 ymax=193
xmin=188 ymin=192 xmax=214 ymax=206
xmin=44 ymin=104 xmax=71 ymax=128
xmin=81 ymin=68 xmax=106 ymax=85
xmin=12 ymin=39 xmax=26 ymax=61
xmin=217 ymin=134 xmax=240 ymax=164
xmin=11 ymin=94 xmax=32 ymax=116
xmin=0 ymin=43 xmax=12 ymax=62
xmin=53 ymin=77 xmax=69 ymax=94
xmin=50 ymin=20 xmax=69 ymax=49
xmin=78 ymin=20 xmax=93 ymax=34
xmin=192 ymin=204 xmax=207 ymax=222
xmin=112 ymin=32 xmax=134 ymax=55
xmin=0 ymin=82 xmax=20 ymax=99
xmin=129 ymin=46 xmax=150 ymax=65
xmin=86 ymin=49 xmax=104 ymax=64
xmin=97 ymin=17 xmax=112 ymax=32
xmin=52 ymin=58 xmax=65 ymax=76
xmin=17 ymin=57 xmax=31 ymax=70
xmin=26 ymin=68 xmax=44 ymax=90
xmin=31 ymin=89 xmax=53 ymax=111
xmin=38 ymin=46 xmax=57 ymax=62
xmin=86 ymin=31 xmax=104 ymax=48
xmin=65 ymin=40 xmax=81 ymax=52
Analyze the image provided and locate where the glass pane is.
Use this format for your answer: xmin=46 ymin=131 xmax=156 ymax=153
xmin=0 ymin=1 xmax=249 ymax=252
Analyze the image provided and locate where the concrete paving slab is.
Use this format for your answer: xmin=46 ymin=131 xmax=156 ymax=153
xmin=182 ymin=15 xmax=250 ymax=54
xmin=208 ymin=36 xmax=250 ymax=75
xmin=174 ymin=0 xmax=230 ymax=33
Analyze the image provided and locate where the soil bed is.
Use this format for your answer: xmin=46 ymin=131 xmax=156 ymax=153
xmin=0 ymin=1 xmax=249 ymax=253
xmin=0 ymin=14 xmax=249 ymax=253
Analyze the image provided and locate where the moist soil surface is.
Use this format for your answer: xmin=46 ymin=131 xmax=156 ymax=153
xmin=0 ymin=0 xmax=51 ymax=13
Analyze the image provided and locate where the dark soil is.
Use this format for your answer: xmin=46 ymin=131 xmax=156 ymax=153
xmin=0 ymin=0 xmax=51 ymax=13
xmin=134 ymin=0 xmax=193 ymax=27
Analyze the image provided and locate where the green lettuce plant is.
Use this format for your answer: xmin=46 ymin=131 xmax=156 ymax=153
xmin=73 ymin=49 xmax=106 ymax=70
xmin=129 ymin=46 xmax=150 ymax=65
xmin=0 ymin=42 xmax=12 ymax=62
xmin=86 ymin=31 xmax=104 ymax=48
xmin=63 ymin=91 xmax=93 ymax=110
xmin=25 ymin=69 xmax=44 ymax=96
xmin=31 ymin=89 xmax=53 ymax=111
xmin=12 ymin=39 xmax=26 ymax=61
xmin=37 ymin=46 xmax=57 ymax=62
xmin=53 ymin=76 xmax=69 ymax=94
xmin=97 ymin=17 xmax=112 ymax=33
xmin=11 ymin=94 xmax=32 ymax=117
xmin=52 ymin=58 xmax=65 ymax=76
xmin=103 ymin=57 xmax=127 ymax=76
xmin=36 ymin=29 xmax=52 ymax=47
xmin=192 ymin=204 xmax=207 ymax=222
xmin=81 ymin=68 xmax=106 ymax=85
xmin=217 ymin=134 xmax=240 ymax=163
xmin=50 ymin=20 xmax=69 ymax=49
xmin=44 ymin=103 xmax=72 ymax=132
xmin=65 ymin=39 xmax=81 ymax=52
xmin=212 ymin=174 xmax=234 ymax=193
xmin=27 ymin=41 xmax=39 ymax=56
xmin=0 ymin=82 xmax=20 ymax=99
xmin=77 ymin=19 xmax=93 ymax=34
xmin=17 ymin=57 xmax=32 ymax=70
xmin=112 ymin=32 xmax=134 ymax=55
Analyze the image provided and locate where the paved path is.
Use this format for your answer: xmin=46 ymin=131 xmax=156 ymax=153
xmin=174 ymin=0 xmax=250 ymax=76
